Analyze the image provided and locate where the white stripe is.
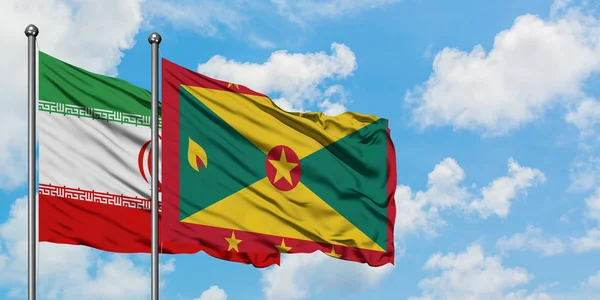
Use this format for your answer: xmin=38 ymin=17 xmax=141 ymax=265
xmin=39 ymin=112 xmax=162 ymax=199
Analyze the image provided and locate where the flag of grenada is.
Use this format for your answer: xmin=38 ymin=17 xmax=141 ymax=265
xmin=161 ymin=58 xmax=397 ymax=267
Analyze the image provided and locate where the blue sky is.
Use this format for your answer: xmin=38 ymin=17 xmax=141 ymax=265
xmin=1 ymin=0 xmax=600 ymax=299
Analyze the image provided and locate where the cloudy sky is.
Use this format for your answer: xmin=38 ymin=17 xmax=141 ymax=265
xmin=1 ymin=0 xmax=600 ymax=299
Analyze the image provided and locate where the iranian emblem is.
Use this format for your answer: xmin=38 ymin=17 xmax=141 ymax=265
xmin=188 ymin=137 xmax=208 ymax=171
xmin=138 ymin=135 xmax=162 ymax=191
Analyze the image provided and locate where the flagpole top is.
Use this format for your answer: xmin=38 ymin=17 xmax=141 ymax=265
xmin=24 ymin=24 xmax=39 ymax=37
xmin=148 ymin=32 xmax=162 ymax=45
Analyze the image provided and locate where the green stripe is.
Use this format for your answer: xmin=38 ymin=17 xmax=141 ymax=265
xmin=300 ymin=118 xmax=389 ymax=250
xmin=39 ymin=51 xmax=158 ymax=116
xmin=178 ymin=87 xmax=266 ymax=220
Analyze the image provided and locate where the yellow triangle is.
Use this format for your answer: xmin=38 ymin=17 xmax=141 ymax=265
xmin=181 ymin=178 xmax=385 ymax=252
xmin=181 ymin=85 xmax=379 ymax=159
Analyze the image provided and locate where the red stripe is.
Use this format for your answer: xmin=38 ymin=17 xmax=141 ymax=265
xmin=386 ymin=123 xmax=397 ymax=264
xmin=161 ymin=58 xmax=183 ymax=247
xmin=39 ymin=194 xmax=279 ymax=268
xmin=180 ymin=225 xmax=395 ymax=266
xmin=161 ymin=58 xmax=266 ymax=97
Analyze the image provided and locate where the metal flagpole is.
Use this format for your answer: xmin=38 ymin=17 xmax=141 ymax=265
xmin=25 ymin=24 xmax=39 ymax=300
xmin=148 ymin=32 xmax=162 ymax=300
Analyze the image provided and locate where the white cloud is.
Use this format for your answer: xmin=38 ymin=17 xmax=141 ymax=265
xmin=394 ymin=158 xmax=468 ymax=238
xmin=406 ymin=5 xmax=600 ymax=135
xmin=160 ymin=257 xmax=175 ymax=274
xmin=409 ymin=244 xmax=548 ymax=300
xmin=469 ymin=158 xmax=546 ymax=219
xmin=569 ymin=157 xmax=600 ymax=192
xmin=143 ymin=0 xmax=244 ymax=37
xmin=424 ymin=44 xmax=434 ymax=58
xmin=551 ymin=0 xmax=574 ymax=17
xmin=194 ymin=285 xmax=228 ymax=300
xmin=496 ymin=226 xmax=566 ymax=257
xmin=582 ymin=270 xmax=600 ymax=290
xmin=0 ymin=0 xmax=145 ymax=188
xmin=571 ymin=228 xmax=600 ymax=253
xmin=421 ymin=157 xmax=471 ymax=209
xmin=504 ymin=290 xmax=553 ymax=300
xmin=584 ymin=188 xmax=600 ymax=222
xmin=394 ymin=185 xmax=443 ymax=238
xmin=143 ymin=0 xmax=280 ymax=48
xmin=571 ymin=187 xmax=600 ymax=253
xmin=271 ymin=0 xmax=402 ymax=25
xmin=248 ymin=35 xmax=277 ymax=49
xmin=144 ymin=0 xmax=395 ymax=46
xmin=0 ymin=197 xmax=174 ymax=299
xmin=260 ymin=252 xmax=394 ymax=300
xmin=565 ymin=98 xmax=600 ymax=136
xmin=396 ymin=157 xmax=544 ymax=238
xmin=318 ymin=99 xmax=347 ymax=116
xmin=197 ymin=43 xmax=356 ymax=113
xmin=317 ymin=85 xmax=348 ymax=116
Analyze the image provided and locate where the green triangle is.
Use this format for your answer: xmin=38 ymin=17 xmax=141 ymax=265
xmin=299 ymin=118 xmax=389 ymax=250
xmin=178 ymin=87 xmax=266 ymax=220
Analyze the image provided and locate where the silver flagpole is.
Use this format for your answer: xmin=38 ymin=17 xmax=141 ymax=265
xmin=148 ymin=32 xmax=162 ymax=300
xmin=25 ymin=24 xmax=39 ymax=300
